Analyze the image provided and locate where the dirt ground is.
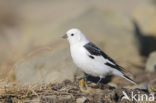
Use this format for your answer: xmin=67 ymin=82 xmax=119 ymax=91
xmin=0 ymin=71 xmax=155 ymax=103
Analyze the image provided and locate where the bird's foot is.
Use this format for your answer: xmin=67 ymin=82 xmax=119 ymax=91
xmin=89 ymin=83 xmax=103 ymax=89
xmin=89 ymin=77 xmax=103 ymax=88
xmin=90 ymin=84 xmax=99 ymax=89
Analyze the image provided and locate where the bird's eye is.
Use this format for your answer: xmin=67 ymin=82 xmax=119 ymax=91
xmin=71 ymin=34 xmax=74 ymax=36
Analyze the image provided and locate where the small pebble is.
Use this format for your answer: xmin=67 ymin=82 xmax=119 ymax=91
xmin=76 ymin=97 xmax=87 ymax=103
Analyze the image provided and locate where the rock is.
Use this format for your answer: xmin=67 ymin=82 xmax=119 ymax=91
xmin=149 ymin=79 xmax=156 ymax=93
xmin=40 ymin=95 xmax=73 ymax=103
xmin=132 ymin=20 xmax=156 ymax=56
xmin=140 ymin=83 xmax=148 ymax=92
xmin=76 ymin=97 xmax=87 ymax=103
xmin=132 ymin=1 xmax=156 ymax=56
xmin=15 ymin=48 xmax=82 ymax=84
xmin=133 ymin=0 xmax=156 ymax=37
xmin=146 ymin=52 xmax=156 ymax=72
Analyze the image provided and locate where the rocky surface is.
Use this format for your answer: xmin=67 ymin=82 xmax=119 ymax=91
xmin=146 ymin=52 xmax=156 ymax=72
xmin=133 ymin=0 xmax=156 ymax=36
xmin=0 ymin=75 xmax=156 ymax=103
xmin=15 ymin=48 xmax=83 ymax=84
xmin=132 ymin=1 xmax=156 ymax=56
xmin=132 ymin=20 xmax=156 ymax=56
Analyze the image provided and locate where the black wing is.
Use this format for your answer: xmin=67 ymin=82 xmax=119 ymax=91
xmin=84 ymin=42 xmax=127 ymax=72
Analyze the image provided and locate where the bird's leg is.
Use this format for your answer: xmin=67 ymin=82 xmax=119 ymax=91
xmin=90 ymin=77 xmax=103 ymax=88
xmin=96 ymin=77 xmax=102 ymax=86
xmin=84 ymin=73 xmax=89 ymax=82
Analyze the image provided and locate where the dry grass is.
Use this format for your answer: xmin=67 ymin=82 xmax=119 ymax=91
xmin=0 ymin=80 xmax=80 ymax=103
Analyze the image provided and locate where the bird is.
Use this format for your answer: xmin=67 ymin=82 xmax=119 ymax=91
xmin=62 ymin=28 xmax=136 ymax=85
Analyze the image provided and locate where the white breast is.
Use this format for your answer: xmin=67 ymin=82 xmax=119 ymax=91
xmin=70 ymin=43 xmax=112 ymax=77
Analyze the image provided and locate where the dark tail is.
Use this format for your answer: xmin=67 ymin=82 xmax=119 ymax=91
xmin=122 ymin=74 xmax=137 ymax=85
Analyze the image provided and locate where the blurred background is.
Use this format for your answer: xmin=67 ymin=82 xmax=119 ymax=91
xmin=0 ymin=0 xmax=156 ymax=85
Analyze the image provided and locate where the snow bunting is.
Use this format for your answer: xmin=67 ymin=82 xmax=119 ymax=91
xmin=63 ymin=28 xmax=136 ymax=85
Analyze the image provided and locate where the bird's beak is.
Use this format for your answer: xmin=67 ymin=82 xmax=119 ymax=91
xmin=62 ymin=34 xmax=68 ymax=39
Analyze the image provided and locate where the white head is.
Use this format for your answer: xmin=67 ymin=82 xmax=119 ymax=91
xmin=62 ymin=28 xmax=89 ymax=45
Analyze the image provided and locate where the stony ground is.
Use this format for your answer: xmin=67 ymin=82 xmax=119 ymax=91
xmin=0 ymin=71 xmax=156 ymax=103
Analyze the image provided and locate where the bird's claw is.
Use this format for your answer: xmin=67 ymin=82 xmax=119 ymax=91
xmin=89 ymin=83 xmax=102 ymax=89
